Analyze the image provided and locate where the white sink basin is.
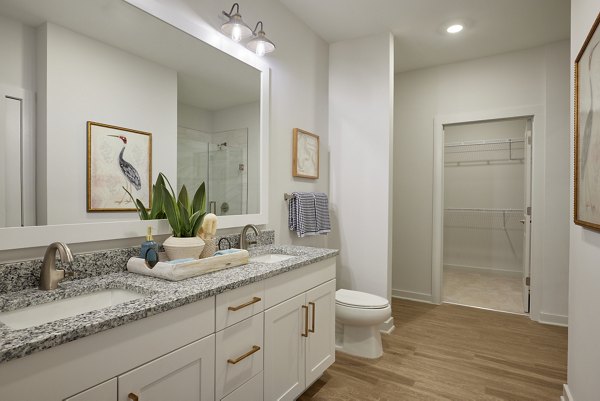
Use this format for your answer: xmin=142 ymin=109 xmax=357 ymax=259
xmin=0 ymin=289 xmax=144 ymax=330
xmin=250 ymin=254 xmax=295 ymax=264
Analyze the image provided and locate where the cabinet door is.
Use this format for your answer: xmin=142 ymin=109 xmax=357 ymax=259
xmin=118 ymin=335 xmax=215 ymax=401
xmin=64 ymin=378 xmax=117 ymax=401
xmin=305 ymin=279 xmax=336 ymax=385
xmin=264 ymin=293 xmax=306 ymax=401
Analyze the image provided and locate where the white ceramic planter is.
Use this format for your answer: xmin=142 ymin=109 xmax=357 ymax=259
xmin=163 ymin=236 xmax=205 ymax=260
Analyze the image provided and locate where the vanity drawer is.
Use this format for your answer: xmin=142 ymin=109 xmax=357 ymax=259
xmin=215 ymin=313 xmax=264 ymax=400
xmin=216 ymin=280 xmax=264 ymax=331
xmin=221 ymin=372 xmax=263 ymax=401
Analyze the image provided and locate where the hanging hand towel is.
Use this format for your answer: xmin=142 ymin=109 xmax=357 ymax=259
xmin=288 ymin=192 xmax=331 ymax=237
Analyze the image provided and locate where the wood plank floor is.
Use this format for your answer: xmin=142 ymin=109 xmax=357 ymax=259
xmin=299 ymin=299 xmax=567 ymax=401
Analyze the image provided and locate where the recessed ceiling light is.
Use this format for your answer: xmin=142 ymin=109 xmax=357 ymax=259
xmin=446 ymin=24 xmax=464 ymax=34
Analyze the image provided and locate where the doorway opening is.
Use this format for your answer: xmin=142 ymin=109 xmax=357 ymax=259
xmin=441 ymin=117 xmax=532 ymax=314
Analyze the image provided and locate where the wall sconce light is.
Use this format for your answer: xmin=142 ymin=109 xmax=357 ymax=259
xmin=221 ymin=4 xmax=276 ymax=56
xmin=246 ymin=21 xmax=276 ymax=56
xmin=221 ymin=3 xmax=253 ymax=42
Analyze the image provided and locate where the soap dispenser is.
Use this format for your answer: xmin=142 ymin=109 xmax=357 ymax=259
xmin=140 ymin=226 xmax=159 ymax=267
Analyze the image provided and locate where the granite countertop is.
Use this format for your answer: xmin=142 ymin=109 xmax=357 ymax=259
xmin=0 ymin=245 xmax=338 ymax=364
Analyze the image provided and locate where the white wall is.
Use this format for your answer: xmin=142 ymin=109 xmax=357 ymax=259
xmin=444 ymin=119 xmax=526 ymax=274
xmin=329 ymin=33 xmax=394 ymax=300
xmin=0 ymin=14 xmax=36 ymax=91
xmin=393 ymin=41 xmax=570 ymax=323
xmin=567 ymin=1 xmax=600 ymax=399
xmin=41 ymin=23 xmax=177 ymax=225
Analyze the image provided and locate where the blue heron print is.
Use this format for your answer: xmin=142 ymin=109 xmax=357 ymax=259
xmin=109 ymin=134 xmax=142 ymax=205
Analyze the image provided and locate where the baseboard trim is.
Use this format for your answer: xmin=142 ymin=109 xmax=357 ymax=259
xmin=563 ymin=384 xmax=574 ymax=401
xmin=392 ymin=289 xmax=433 ymax=304
xmin=539 ymin=312 xmax=568 ymax=327
xmin=444 ymin=263 xmax=522 ymax=277
xmin=380 ymin=317 xmax=395 ymax=334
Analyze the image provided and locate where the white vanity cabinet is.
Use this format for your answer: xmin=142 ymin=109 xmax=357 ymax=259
xmin=64 ymin=378 xmax=117 ymax=401
xmin=263 ymin=259 xmax=336 ymax=401
xmin=118 ymin=335 xmax=215 ymax=401
xmin=0 ymin=255 xmax=336 ymax=401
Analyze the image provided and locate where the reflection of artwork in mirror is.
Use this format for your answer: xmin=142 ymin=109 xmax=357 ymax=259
xmin=87 ymin=122 xmax=152 ymax=212
xmin=293 ymin=128 xmax=319 ymax=179
xmin=575 ymin=12 xmax=600 ymax=230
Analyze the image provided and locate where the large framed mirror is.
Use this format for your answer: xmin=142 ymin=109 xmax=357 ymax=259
xmin=0 ymin=0 xmax=269 ymax=251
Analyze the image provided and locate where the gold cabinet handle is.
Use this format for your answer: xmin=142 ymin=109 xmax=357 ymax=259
xmin=128 ymin=393 xmax=139 ymax=401
xmin=227 ymin=345 xmax=261 ymax=364
xmin=302 ymin=305 xmax=309 ymax=337
xmin=228 ymin=296 xmax=261 ymax=311
xmin=309 ymin=302 xmax=316 ymax=333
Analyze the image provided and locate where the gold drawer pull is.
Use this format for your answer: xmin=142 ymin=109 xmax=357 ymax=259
xmin=227 ymin=345 xmax=261 ymax=364
xmin=228 ymin=297 xmax=261 ymax=311
xmin=309 ymin=302 xmax=316 ymax=333
xmin=302 ymin=305 xmax=309 ymax=337
xmin=128 ymin=393 xmax=139 ymax=401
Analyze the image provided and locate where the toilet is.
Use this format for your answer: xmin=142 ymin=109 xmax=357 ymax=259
xmin=335 ymin=289 xmax=391 ymax=359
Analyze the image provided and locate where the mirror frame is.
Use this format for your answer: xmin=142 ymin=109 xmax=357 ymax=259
xmin=0 ymin=0 xmax=270 ymax=251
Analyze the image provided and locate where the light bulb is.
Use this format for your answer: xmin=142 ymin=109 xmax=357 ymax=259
xmin=446 ymin=24 xmax=463 ymax=34
xmin=231 ymin=25 xmax=242 ymax=42
xmin=256 ymin=41 xmax=266 ymax=56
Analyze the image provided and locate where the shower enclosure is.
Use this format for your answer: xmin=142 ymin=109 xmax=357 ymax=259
xmin=177 ymin=127 xmax=248 ymax=216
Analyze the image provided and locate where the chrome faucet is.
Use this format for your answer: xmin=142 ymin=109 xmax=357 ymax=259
xmin=39 ymin=242 xmax=74 ymax=290
xmin=240 ymin=224 xmax=260 ymax=249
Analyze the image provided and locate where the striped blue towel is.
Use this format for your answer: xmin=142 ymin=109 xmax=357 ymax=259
xmin=288 ymin=192 xmax=331 ymax=237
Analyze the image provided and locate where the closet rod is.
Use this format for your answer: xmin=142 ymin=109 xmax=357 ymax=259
xmin=444 ymin=208 xmax=523 ymax=212
xmin=444 ymin=138 xmax=524 ymax=148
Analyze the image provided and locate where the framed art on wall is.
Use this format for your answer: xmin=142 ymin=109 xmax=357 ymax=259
xmin=292 ymin=128 xmax=319 ymax=179
xmin=575 ymin=12 xmax=600 ymax=230
xmin=87 ymin=121 xmax=152 ymax=212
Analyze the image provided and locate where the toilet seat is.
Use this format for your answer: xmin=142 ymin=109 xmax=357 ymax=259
xmin=335 ymin=289 xmax=389 ymax=309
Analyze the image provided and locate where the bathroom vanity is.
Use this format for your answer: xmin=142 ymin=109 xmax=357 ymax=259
xmin=0 ymin=245 xmax=338 ymax=401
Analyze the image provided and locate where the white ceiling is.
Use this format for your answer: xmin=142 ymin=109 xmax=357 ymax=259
xmin=280 ymin=0 xmax=570 ymax=72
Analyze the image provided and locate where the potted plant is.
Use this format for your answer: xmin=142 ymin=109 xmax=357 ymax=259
xmin=161 ymin=176 xmax=207 ymax=260
xmin=126 ymin=173 xmax=207 ymax=260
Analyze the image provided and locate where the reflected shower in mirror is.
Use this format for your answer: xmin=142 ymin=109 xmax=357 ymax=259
xmin=0 ymin=0 xmax=261 ymax=228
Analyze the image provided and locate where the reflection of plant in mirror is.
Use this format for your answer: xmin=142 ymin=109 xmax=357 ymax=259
xmin=124 ymin=174 xmax=167 ymax=220
xmin=161 ymin=175 xmax=207 ymax=238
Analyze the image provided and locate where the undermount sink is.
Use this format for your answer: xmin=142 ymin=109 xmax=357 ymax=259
xmin=0 ymin=289 xmax=144 ymax=330
xmin=249 ymin=254 xmax=295 ymax=264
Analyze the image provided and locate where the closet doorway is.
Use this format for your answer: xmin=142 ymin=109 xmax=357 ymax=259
xmin=441 ymin=117 xmax=532 ymax=314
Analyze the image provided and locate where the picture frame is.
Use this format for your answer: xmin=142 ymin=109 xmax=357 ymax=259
xmin=575 ymin=12 xmax=600 ymax=230
xmin=292 ymin=128 xmax=319 ymax=179
xmin=87 ymin=121 xmax=152 ymax=212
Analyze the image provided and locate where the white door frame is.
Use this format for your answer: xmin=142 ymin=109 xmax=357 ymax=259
xmin=432 ymin=105 xmax=545 ymax=322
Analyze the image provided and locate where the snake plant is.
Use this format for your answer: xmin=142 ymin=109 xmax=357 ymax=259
xmin=161 ymin=174 xmax=207 ymax=238
xmin=124 ymin=173 xmax=167 ymax=220
xmin=124 ymin=173 xmax=206 ymax=238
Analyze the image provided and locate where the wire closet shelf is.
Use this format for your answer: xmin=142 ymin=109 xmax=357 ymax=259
xmin=444 ymin=138 xmax=525 ymax=164
xmin=444 ymin=208 xmax=524 ymax=230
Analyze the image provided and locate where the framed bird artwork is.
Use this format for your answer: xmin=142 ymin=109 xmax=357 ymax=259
xmin=87 ymin=121 xmax=152 ymax=212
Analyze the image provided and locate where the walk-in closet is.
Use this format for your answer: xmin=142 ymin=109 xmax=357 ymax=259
xmin=443 ymin=117 xmax=531 ymax=314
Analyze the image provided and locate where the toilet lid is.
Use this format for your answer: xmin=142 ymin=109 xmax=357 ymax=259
xmin=335 ymin=289 xmax=389 ymax=309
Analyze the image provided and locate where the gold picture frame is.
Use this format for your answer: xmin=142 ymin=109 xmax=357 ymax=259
xmin=87 ymin=121 xmax=152 ymax=212
xmin=575 ymin=12 xmax=600 ymax=230
xmin=292 ymin=128 xmax=319 ymax=179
